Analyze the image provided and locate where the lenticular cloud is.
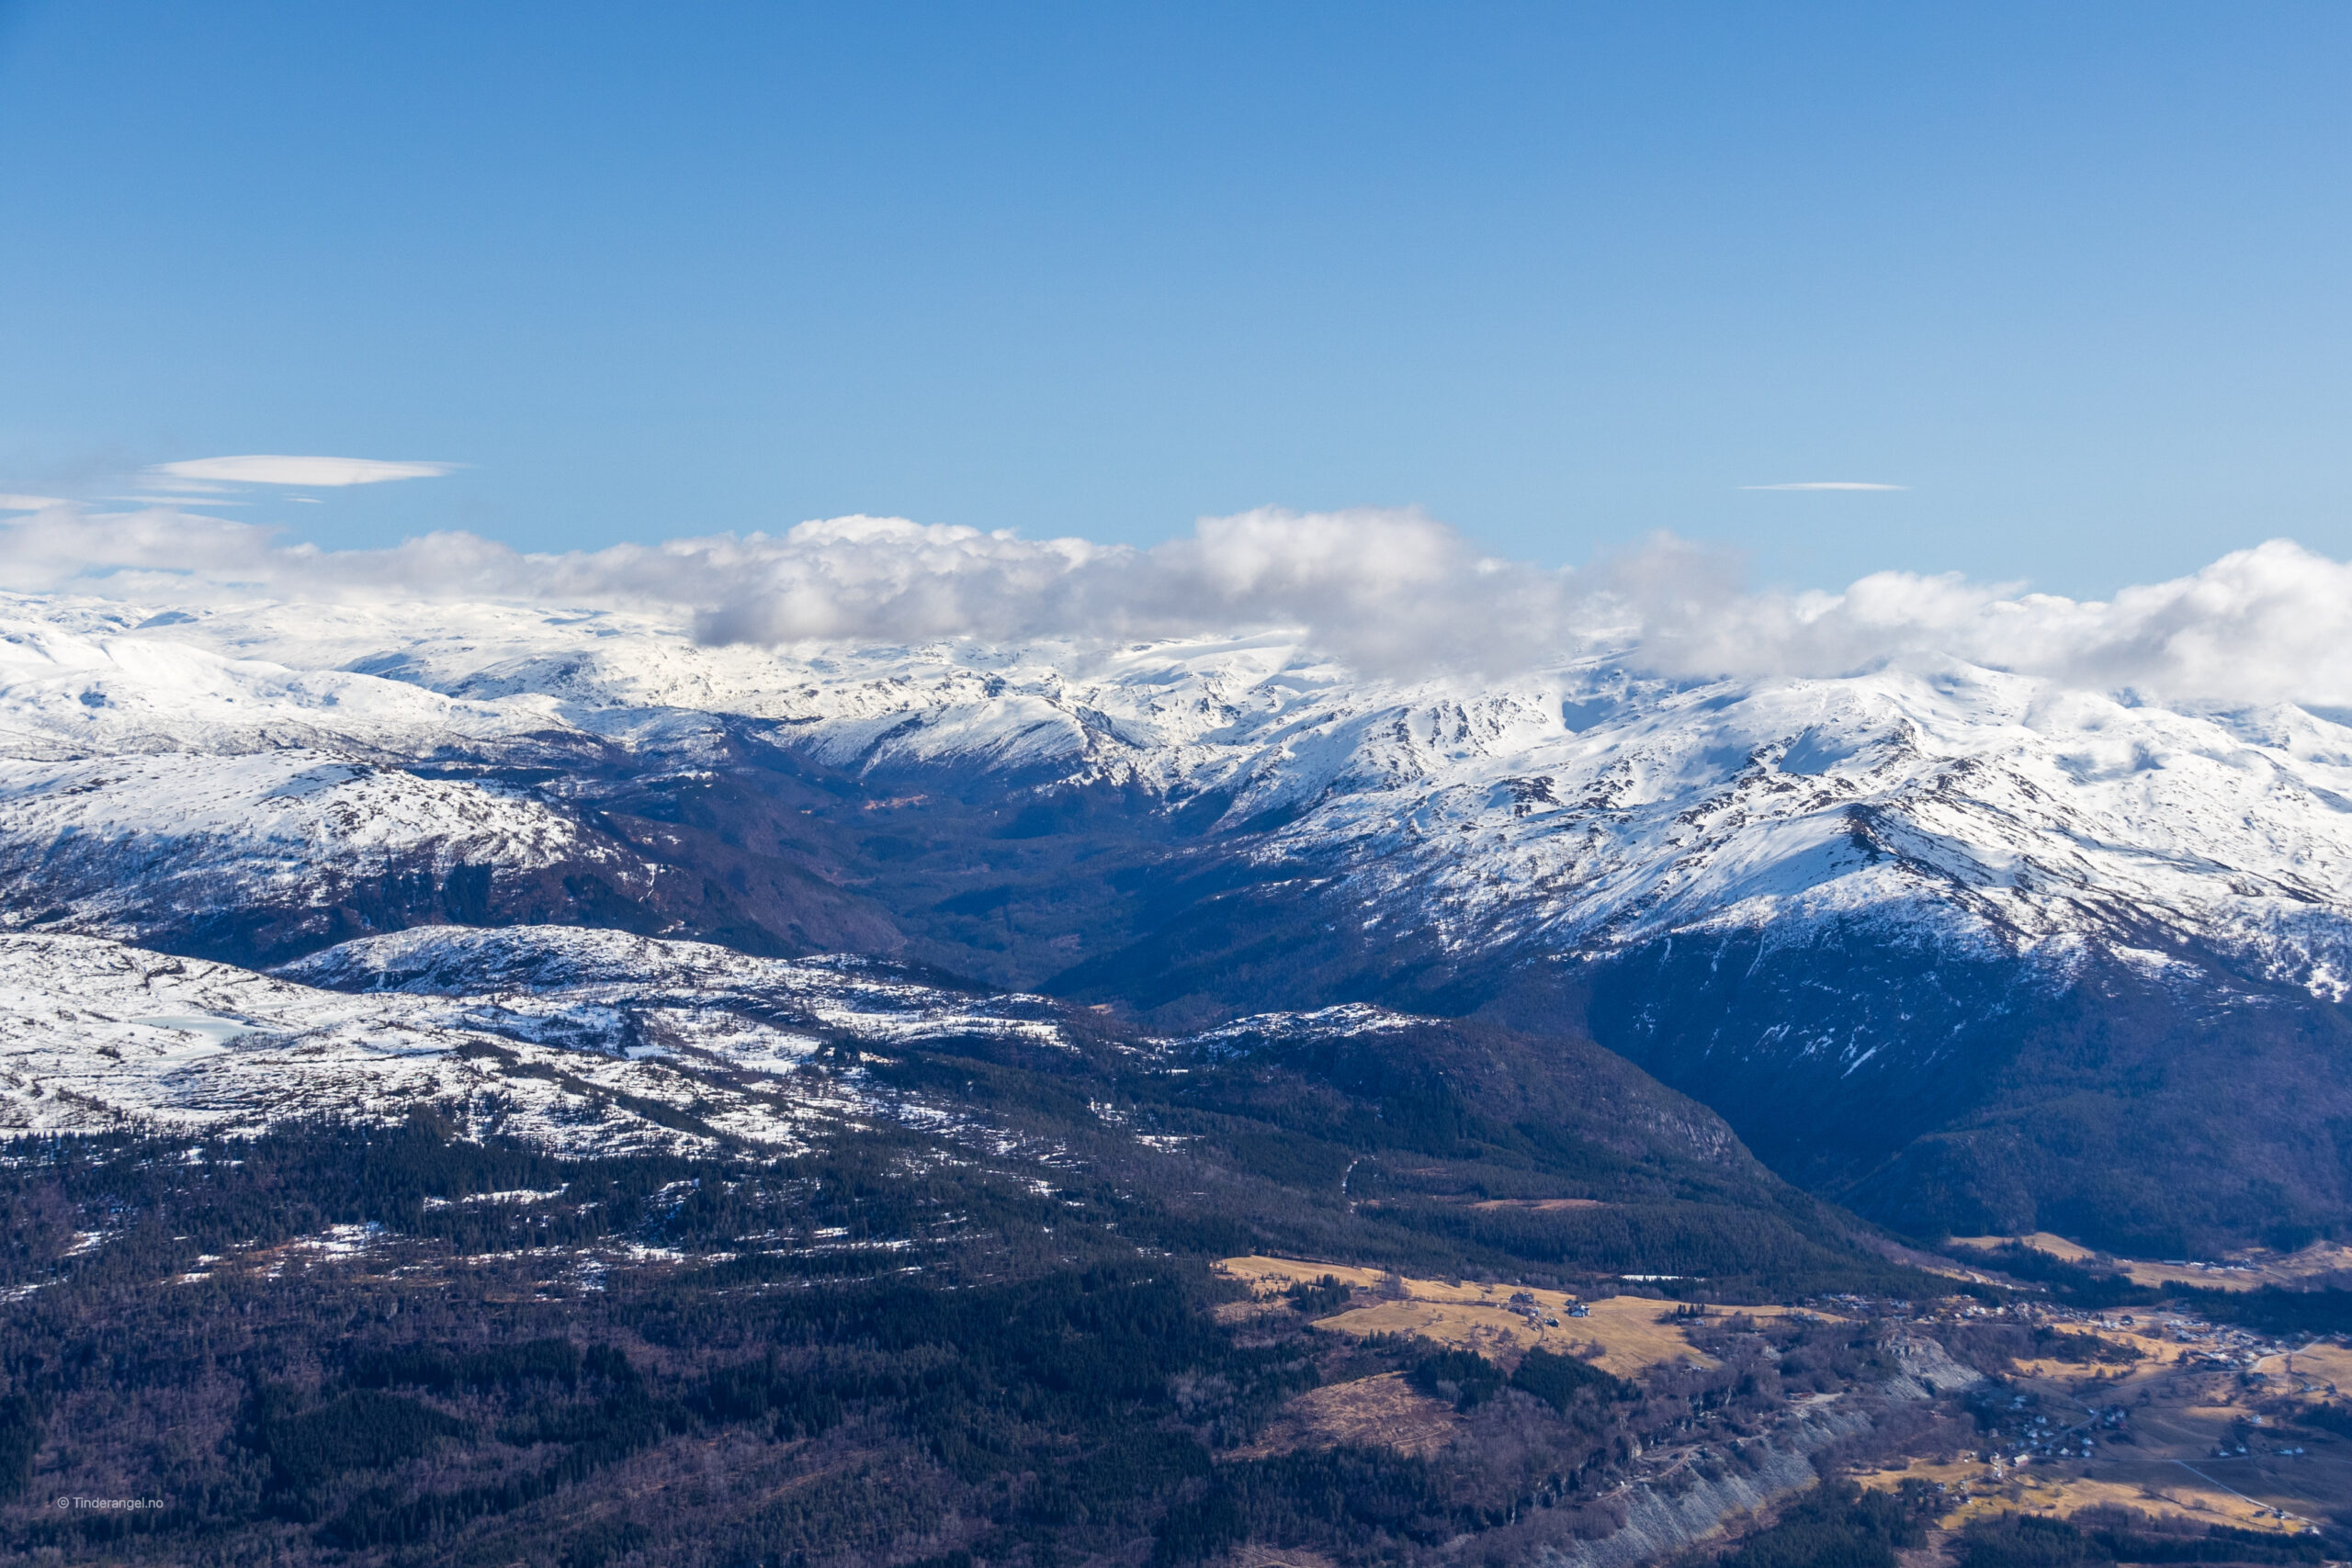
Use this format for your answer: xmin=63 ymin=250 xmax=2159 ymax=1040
xmin=5 ymin=501 xmax=2352 ymax=706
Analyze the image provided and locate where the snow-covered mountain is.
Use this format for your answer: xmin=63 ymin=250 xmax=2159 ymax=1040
xmin=4 ymin=590 xmax=2349 ymax=1249
xmin=24 ymin=592 xmax=2352 ymax=971
xmin=0 ymin=920 xmax=1772 ymax=1235
xmin=0 ymin=924 xmax=1079 ymax=1156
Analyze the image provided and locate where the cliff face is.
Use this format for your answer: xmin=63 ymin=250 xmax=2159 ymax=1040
xmin=1521 ymin=1402 xmax=1882 ymax=1568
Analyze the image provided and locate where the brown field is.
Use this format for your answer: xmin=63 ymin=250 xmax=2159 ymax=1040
xmin=2005 ymin=1320 xmax=2212 ymax=1380
xmin=2005 ymin=1359 xmax=2143 ymax=1382
xmin=1236 ymin=1371 xmax=1462 ymax=1459
xmin=1917 ymin=1259 xmax=2007 ymax=1286
xmin=1219 ymin=1256 xmax=1397 ymax=1294
xmin=1215 ymin=1255 xmax=1826 ymax=1378
xmin=1466 ymin=1198 xmax=1610 ymax=1213
xmin=1946 ymin=1233 xmax=2259 ymax=1292
xmin=1890 ymin=1317 xmax=2352 ymax=1538
xmin=1950 ymin=1232 xmax=2103 ymax=1265
xmin=2260 ymin=1339 xmax=2352 ymax=1390
xmin=1212 ymin=1296 xmax=1290 ymax=1325
xmin=1946 ymin=1234 xmax=2352 ymax=1294
xmin=1227 ymin=1548 xmax=1341 ymax=1568
xmin=1857 ymin=1458 xmax=2313 ymax=1536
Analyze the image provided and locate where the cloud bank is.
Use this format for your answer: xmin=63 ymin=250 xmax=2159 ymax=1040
xmin=2 ymin=502 xmax=2351 ymax=707
xmin=147 ymin=455 xmax=455 ymax=488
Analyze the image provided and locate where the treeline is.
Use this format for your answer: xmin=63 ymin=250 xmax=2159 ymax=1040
xmin=844 ymin=1000 xmax=1945 ymax=1302
xmin=1405 ymin=1345 xmax=1631 ymax=1413
xmin=0 ymin=1118 xmax=714 ymax=1292
xmin=1372 ymin=1198 xmax=1929 ymax=1301
xmin=1697 ymin=1480 xmax=1940 ymax=1568
xmin=1963 ymin=1244 xmax=2155 ymax=1310
xmin=1693 ymin=1489 xmax=2346 ymax=1568
xmin=0 ymin=1138 xmax=1894 ymax=1566
xmin=1954 ymin=1509 xmax=2339 ymax=1568
xmin=1946 ymin=1244 xmax=2352 ymax=1334
xmin=12 ymin=1245 xmax=1775 ymax=1565
xmin=0 ymin=1048 xmax=1949 ymax=1568
xmin=2176 ymin=1286 xmax=2352 ymax=1337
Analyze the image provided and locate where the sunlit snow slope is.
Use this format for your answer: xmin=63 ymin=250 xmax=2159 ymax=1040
xmin=75 ymin=593 xmax=2352 ymax=985
xmin=5 ymin=591 xmax=2349 ymax=1248
xmin=0 ymin=924 xmax=1082 ymax=1159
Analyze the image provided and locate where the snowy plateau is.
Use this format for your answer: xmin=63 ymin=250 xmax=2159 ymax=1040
xmin=0 ymin=924 xmax=1073 ymax=1157
xmin=3 ymin=591 xmax=2350 ymax=1247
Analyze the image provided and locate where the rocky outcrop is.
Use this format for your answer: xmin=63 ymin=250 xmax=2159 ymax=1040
xmin=1884 ymin=1335 xmax=1986 ymax=1399
xmin=1521 ymin=1403 xmax=1878 ymax=1568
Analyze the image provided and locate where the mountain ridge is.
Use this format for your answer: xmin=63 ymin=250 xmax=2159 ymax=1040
xmin=2 ymin=591 xmax=2347 ymax=1250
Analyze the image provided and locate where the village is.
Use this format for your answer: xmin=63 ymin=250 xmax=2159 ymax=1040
xmin=1214 ymin=1253 xmax=2352 ymax=1550
xmin=1850 ymin=1293 xmax=2350 ymax=1539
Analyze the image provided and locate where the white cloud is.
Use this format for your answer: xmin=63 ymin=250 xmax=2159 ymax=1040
xmin=101 ymin=496 xmax=251 ymax=506
xmin=3 ymin=502 xmax=2351 ymax=707
xmin=1740 ymin=481 xmax=1908 ymax=491
xmin=0 ymin=495 xmax=67 ymax=512
xmin=146 ymin=455 xmax=455 ymax=487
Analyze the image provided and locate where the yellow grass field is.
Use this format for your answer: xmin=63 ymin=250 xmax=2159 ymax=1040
xmin=2004 ymin=1320 xmax=2209 ymax=1379
xmin=1946 ymin=1234 xmax=2352 ymax=1293
xmin=1951 ymin=1232 xmax=2101 ymax=1265
xmin=1215 ymin=1255 xmax=1826 ymax=1378
xmin=2258 ymin=1339 xmax=2352 ymax=1389
xmin=1945 ymin=1233 xmax=2257 ymax=1292
xmin=1857 ymin=1459 xmax=2314 ymax=1536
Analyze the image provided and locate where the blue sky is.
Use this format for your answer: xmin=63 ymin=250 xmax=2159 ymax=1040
xmin=2 ymin=2 xmax=2347 ymax=595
